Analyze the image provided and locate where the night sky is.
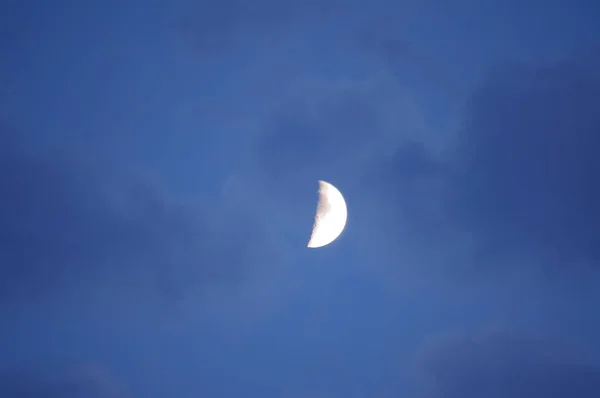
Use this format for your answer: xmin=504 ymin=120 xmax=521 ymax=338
xmin=1 ymin=0 xmax=600 ymax=397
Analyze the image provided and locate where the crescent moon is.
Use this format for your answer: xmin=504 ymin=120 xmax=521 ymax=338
xmin=307 ymin=180 xmax=348 ymax=248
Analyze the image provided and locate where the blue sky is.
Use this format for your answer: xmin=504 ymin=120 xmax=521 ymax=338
xmin=1 ymin=0 xmax=600 ymax=397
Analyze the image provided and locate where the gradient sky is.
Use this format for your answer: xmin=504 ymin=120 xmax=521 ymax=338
xmin=1 ymin=0 xmax=600 ymax=397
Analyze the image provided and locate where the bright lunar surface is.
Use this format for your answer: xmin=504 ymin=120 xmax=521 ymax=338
xmin=307 ymin=180 xmax=348 ymax=248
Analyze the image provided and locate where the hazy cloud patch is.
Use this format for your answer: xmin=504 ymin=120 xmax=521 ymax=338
xmin=0 ymin=130 xmax=271 ymax=307
xmin=415 ymin=330 xmax=600 ymax=398
xmin=362 ymin=52 xmax=600 ymax=283
xmin=446 ymin=55 xmax=600 ymax=275
xmin=0 ymin=364 xmax=129 ymax=398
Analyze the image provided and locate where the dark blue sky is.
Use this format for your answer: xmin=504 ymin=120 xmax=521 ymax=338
xmin=1 ymin=0 xmax=600 ymax=397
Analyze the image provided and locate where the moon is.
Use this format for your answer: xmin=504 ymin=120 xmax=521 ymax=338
xmin=307 ymin=180 xmax=348 ymax=248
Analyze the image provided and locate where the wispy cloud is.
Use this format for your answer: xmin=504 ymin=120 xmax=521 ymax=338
xmin=415 ymin=330 xmax=600 ymax=398
xmin=362 ymin=52 xmax=600 ymax=284
xmin=0 ymin=126 xmax=271 ymax=307
xmin=0 ymin=363 xmax=129 ymax=398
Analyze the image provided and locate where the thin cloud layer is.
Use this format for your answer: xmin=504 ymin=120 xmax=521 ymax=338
xmin=415 ymin=331 xmax=600 ymax=398
xmin=176 ymin=0 xmax=345 ymax=53
xmin=0 ymin=131 xmax=269 ymax=306
xmin=248 ymin=74 xmax=428 ymax=258
xmin=359 ymin=32 xmax=462 ymax=98
xmin=0 ymin=364 xmax=128 ymax=398
xmin=447 ymin=55 xmax=600 ymax=272
xmin=364 ymin=53 xmax=600 ymax=280
xmin=255 ymin=75 xmax=423 ymax=187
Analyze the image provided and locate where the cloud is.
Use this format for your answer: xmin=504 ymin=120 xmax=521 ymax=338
xmin=176 ymin=0 xmax=246 ymax=53
xmin=0 ymin=126 xmax=270 ymax=306
xmin=244 ymin=74 xmax=430 ymax=265
xmin=254 ymin=74 xmax=425 ymax=187
xmin=363 ymin=139 xmax=446 ymax=229
xmin=0 ymin=363 xmax=128 ymax=398
xmin=362 ymin=52 xmax=600 ymax=282
xmin=175 ymin=0 xmax=344 ymax=54
xmin=358 ymin=31 xmax=462 ymax=98
xmin=445 ymin=55 xmax=600 ymax=273
xmin=415 ymin=330 xmax=600 ymax=398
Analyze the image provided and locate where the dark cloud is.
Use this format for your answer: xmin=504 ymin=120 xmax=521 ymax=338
xmin=257 ymin=90 xmax=376 ymax=182
xmin=364 ymin=53 xmax=600 ymax=279
xmin=0 ymin=364 xmax=128 ymax=398
xmin=415 ymin=331 xmax=600 ymax=398
xmin=446 ymin=55 xmax=600 ymax=272
xmin=0 ymin=127 xmax=267 ymax=305
xmin=175 ymin=0 xmax=344 ymax=53
xmin=176 ymin=0 xmax=244 ymax=53
xmin=249 ymin=75 xmax=422 ymax=244
xmin=359 ymin=32 xmax=462 ymax=98
xmin=254 ymin=76 xmax=415 ymax=185
xmin=365 ymin=140 xmax=444 ymax=219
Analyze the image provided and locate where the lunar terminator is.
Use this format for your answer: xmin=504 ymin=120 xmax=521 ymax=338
xmin=307 ymin=180 xmax=348 ymax=248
